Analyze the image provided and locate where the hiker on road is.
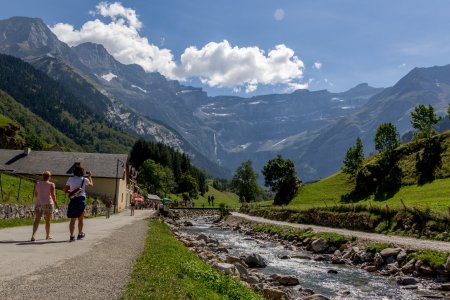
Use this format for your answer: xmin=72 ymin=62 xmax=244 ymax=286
xmin=64 ymin=165 xmax=93 ymax=242
xmin=31 ymin=171 xmax=58 ymax=241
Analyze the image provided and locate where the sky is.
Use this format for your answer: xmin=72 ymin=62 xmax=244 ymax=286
xmin=2 ymin=0 xmax=450 ymax=96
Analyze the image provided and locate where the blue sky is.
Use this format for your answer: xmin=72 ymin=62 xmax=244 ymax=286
xmin=2 ymin=1 xmax=450 ymax=96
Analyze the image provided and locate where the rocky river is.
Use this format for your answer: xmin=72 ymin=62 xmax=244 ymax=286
xmin=166 ymin=210 xmax=450 ymax=300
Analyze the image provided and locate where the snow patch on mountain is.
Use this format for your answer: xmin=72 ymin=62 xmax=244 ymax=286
xmin=131 ymin=84 xmax=148 ymax=93
xmin=101 ymin=72 xmax=118 ymax=82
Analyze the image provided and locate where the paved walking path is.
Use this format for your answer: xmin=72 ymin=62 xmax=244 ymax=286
xmin=232 ymin=212 xmax=450 ymax=252
xmin=0 ymin=209 xmax=155 ymax=299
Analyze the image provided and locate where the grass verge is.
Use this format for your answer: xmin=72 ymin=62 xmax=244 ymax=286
xmin=121 ymin=219 xmax=264 ymax=300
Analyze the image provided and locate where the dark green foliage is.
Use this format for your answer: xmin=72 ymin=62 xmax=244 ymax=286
xmin=407 ymin=250 xmax=450 ymax=269
xmin=411 ymin=104 xmax=441 ymax=140
xmin=262 ymin=155 xmax=300 ymax=205
xmin=415 ymin=137 xmax=445 ymax=184
xmin=178 ymin=173 xmax=199 ymax=199
xmin=375 ymin=123 xmax=400 ymax=153
xmin=212 ymin=178 xmax=229 ymax=192
xmin=230 ymin=160 xmax=260 ymax=202
xmin=130 ymin=139 xmax=208 ymax=195
xmin=342 ymin=137 xmax=364 ymax=175
xmin=0 ymin=54 xmax=135 ymax=153
xmin=22 ymin=133 xmax=44 ymax=150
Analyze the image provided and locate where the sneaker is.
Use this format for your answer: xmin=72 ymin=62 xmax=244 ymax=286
xmin=77 ymin=232 xmax=85 ymax=240
xmin=70 ymin=236 xmax=75 ymax=242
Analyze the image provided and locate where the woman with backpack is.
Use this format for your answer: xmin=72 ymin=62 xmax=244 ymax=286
xmin=64 ymin=165 xmax=93 ymax=242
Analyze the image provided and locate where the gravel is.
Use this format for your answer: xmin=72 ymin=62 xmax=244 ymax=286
xmin=0 ymin=218 xmax=149 ymax=300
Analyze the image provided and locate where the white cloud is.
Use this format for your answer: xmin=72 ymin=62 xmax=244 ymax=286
xmin=175 ymin=41 xmax=305 ymax=93
xmin=313 ymin=62 xmax=322 ymax=70
xmin=274 ymin=9 xmax=285 ymax=21
xmin=51 ymin=2 xmax=306 ymax=93
xmin=51 ymin=2 xmax=177 ymax=78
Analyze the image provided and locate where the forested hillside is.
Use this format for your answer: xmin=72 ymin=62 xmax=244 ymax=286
xmin=0 ymin=54 xmax=135 ymax=153
xmin=0 ymin=90 xmax=80 ymax=150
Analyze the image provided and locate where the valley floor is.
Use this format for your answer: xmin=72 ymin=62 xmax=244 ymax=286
xmin=232 ymin=212 xmax=450 ymax=252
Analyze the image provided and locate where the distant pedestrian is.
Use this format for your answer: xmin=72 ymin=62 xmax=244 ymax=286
xmin=211 ymin=195 xmax=215 ymax=207
xmin=207 ymin=196 xmax=211 ymax=206
xmin=64 ymin=166 xmax=93 ymax=242
xmin=130 ymin=199 xmax=136 ymax=216
xmin=91 ymin=198 xmax=99 ymax=217
xmin=106 ymin=198 xmax=113 ymax=219
xmin=31 ymin=171 xmax=58 ymax=241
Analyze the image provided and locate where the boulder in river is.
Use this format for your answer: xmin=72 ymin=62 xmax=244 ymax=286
xmin=244 ymin=253 xmax=267 ymax=268
xmin=234 ymin=262 xmax=249 ymax=279
xmin=401 ymin=259 xmax=415 ymax=274
xmin=311 ymin=238 xmax=328 ymax=253
xmin=262 ymin=287 xmax=287 ymax=300
xmin=396 ymin=276 xmax=418 ymax=286
xmin=272 ymin=274 xmax=300 ymax=286
xmin=380 ymin=248 xmax=402 ymax=258
xmin=216 ymin=263 xmax=235 ymax=275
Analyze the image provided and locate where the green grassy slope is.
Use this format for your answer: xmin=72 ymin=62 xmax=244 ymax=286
xmin=169 ymin=185 xmax=241 ymax=208
xmin=287 ymin=130 xmax=450 ymax=212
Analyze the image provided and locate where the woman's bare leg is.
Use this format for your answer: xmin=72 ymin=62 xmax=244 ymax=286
xmin=44 ymin=211 xmax=52 ymax=239
xmin=78 ymin=211 xmax=85 ymax=234
xmin=69 ymin=218 xmax=76 ymax=237
xmin=31 ymin=211 xmax=43 ymax=240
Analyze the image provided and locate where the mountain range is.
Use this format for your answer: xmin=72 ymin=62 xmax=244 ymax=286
xmin=0 ymin=16 xmax=449 ymax=181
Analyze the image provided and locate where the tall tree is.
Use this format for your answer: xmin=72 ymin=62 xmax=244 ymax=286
xmin=342 ymin=137 xmax=364 ymax=175
xmin=178 ymin=173 xmax=199 ymax=199
xmin=138 ymin=159 xmax=161 ymax=194
xmin=374 ymin=123 xmax=400 ymax=153
xmin=411 ymin=104 xmax=441 ymax=140
xmin=230 ymin=160 xmax=260 ymax=203
xmin=262 ymin=155 xmax=299 ymax=205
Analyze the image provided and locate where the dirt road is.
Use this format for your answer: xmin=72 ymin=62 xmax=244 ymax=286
xmin=232 ymin=212 xmax=450 ymax=252
xmin=0 ymin=209 xmax=154 ymax=299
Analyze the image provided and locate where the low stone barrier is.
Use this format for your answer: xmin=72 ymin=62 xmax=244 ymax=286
xmin=0 ymin=203 xmax=106 ymax=219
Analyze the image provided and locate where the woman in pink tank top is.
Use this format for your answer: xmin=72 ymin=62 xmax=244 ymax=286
xmin=31 ymin=171 xmax=58 ymax=241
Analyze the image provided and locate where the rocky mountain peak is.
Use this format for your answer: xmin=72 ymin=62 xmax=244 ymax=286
xmin=0 ymin=16 xmax=67 ymax=58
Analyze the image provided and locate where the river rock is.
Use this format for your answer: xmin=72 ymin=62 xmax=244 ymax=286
xmin=396 ymin=250 xmax=407 ymax=262
xmin=273 ymin=274 xmax=300 ymax=286
xmin=436 ymin=283 xmax=450 ymax=291
xmin=216 ymin=263 xmax=235 ymax=275
xmin=196 ymin=233 xmax=208 ymax=242
xmin=278 ymin=255 xmax=291 ymax=259
xmin=226 ymin=255 xmax=243 ymax=264
xmin=234 ymin=262 xmax=249 ymax=278
xmin=419 ymin=264 xmax=435 ymax=275
xmin=301 ymin=294 xmax=330 ymax=300
xmin=397 ymin=276 xmax=418 ymax=286
xmin=401 ymin=259 xmax=416 ymax=274
xmin=244 ymin=253 xmax=267 ymax=268
xmin=246 ymin=275 xmax=260 ymax=284
xmin=262 ymin=287 xmax=287 ymax=300
xmin=380 ymin=248 xmax=402 ymax=258
xmin=374 ymin=252 xmax=384 ymax=267
xmin=364 ymin=265 xmax=378 ymax=272
xmin=311 ymin=238 xmax=328 ymax=253
xmin=184 ymin=221 xmax=193 ymax=226
xmin=327 ymin=269 xmax=338 ymax=274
